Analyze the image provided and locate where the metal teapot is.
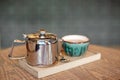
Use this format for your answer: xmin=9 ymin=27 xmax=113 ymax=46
xmin=8 ymin=29 xmax=58 ymax=67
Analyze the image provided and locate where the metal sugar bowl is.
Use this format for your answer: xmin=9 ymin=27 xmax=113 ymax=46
xmin=8 ymin=29 xmax=58 ymax=67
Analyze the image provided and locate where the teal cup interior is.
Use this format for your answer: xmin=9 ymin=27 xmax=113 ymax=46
xmin=62 ymin=35 xmax=89 ymax=57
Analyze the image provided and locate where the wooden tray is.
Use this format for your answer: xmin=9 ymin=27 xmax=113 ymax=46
xmin=19 ymin=51 xmax=101 ymax=78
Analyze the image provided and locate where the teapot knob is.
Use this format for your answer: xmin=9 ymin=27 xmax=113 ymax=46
xmin=23 ymin=34 xmax=27 ymax=38
xmin=40 ymin=29 xmax=46 ymax=38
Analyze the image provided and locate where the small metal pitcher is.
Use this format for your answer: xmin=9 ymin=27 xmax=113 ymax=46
xmin=8 ymin=29 xmax=58 ymax=67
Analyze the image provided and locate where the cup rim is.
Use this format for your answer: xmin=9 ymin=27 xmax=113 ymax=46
xmin=62 ymin=35 xmax=90 ymax=43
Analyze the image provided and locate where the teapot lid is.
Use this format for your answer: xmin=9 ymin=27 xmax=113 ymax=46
xmin=25 ymin=29 xmax=57 ymax=40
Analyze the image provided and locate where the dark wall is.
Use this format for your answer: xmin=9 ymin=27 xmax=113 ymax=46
xmin=0 ymin=0 xmax=120 ymax=48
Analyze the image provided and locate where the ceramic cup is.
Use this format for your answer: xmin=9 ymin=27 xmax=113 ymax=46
xmin=62 ymin=35 xmax=89 ymax=57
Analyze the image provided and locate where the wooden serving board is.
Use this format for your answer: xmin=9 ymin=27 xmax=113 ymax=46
xmin=19 ymin=51 xmax=101 ymax=78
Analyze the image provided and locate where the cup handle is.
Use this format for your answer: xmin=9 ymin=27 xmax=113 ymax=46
xmin=8 ymin=39 xmax=26 ymax=59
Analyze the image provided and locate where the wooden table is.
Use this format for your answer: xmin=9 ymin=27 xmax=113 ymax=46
xmin=0 ymin=45 xmax=120 ymax=80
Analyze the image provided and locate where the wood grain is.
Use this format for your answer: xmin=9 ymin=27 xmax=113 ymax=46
xmin=0 ymin=44 xmax=120 ymax=80
xmin=19 ymin=51 xmax=101 ymax=78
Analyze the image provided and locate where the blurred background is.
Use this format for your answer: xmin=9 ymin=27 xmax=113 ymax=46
xmin=0 ymin=0 xmax=120 ymax=49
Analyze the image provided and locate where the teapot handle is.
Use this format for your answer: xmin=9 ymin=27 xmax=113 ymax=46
xmin=8 ymin=39 xmax=26 ymax=59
